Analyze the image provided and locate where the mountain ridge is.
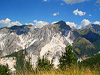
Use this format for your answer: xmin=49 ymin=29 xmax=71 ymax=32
xmin=0 ymin=21 xmax=100 ymax=71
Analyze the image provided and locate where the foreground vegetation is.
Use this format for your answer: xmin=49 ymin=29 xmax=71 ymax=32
xmin=79 ymin=53 xmax=100 ymax=68
xmin=15 ymin=65 xmax=100 ymax=75
xmin=0 ymin=65 xmax=11 ymax=75
xmin=0 ymin=45 xmax=100 ymax=75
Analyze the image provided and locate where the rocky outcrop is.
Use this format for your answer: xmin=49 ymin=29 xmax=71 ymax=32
xmin=0 ymin=23 xmax=72 ymax=68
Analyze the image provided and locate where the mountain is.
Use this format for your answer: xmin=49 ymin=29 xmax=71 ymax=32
xmin=0 ymin=25 xmax=35 ymax=56
xmin=55 ymin=21 xmax=74 ymax=45
xmin=73 ymin=37 xmax=96 ymax=57
xmin=0 ymin=21 xmax=100 ymax=71
xmin=55 ymin=21 xmax=71 ymax=31
xmin=80 ymin=24 xmax=100 ymax=53
xmin=81 ymin=24 xmax=100 ymax=35
xmin=72 ymin=24 xmax=100 ymax=57
xmin=0 ymin=22 xmax=72 ymax=69
xmin=79 ymin=24 xmax=100 ymax=42
xmin=9 ymin=25 xmax=35 ymax=35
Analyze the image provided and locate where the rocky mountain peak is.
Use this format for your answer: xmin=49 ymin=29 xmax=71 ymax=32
xmin=55 ymin=21 xmax=71 ymax=30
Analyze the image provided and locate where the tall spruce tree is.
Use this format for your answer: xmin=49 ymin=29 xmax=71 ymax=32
xmin=59 ymin=45 xmax=77 ymax=69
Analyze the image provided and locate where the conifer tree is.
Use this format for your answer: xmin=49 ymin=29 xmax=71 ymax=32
xmin=59 ymin=45 xmax=77 ymax=69
xmin=37 ymin=56 xmax=53 ymax=70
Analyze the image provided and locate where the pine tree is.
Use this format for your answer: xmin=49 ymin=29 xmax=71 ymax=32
xmin=37 ymin=56 xmax=53 ymax=70
xmin=59 ymin=45 xmax=77 ymax=69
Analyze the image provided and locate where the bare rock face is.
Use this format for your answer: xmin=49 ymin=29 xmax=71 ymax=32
xmin=25 ymin=24 xmax=70 ymax=68
xmin=0 ymin=22 xmax=73 ymax=68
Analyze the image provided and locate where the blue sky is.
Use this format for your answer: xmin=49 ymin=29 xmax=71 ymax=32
xmin=0 ymin=0 xmax=100 ymax=28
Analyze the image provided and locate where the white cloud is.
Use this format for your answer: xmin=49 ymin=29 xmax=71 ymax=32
xmin=52 ymin=21 xmax=58 ymax=24
xmin=0 ymin=18 xmax=49 ymax=28
xmin=78 ymin=19 xmax=91 ymax=29
xmin=43 ymin=0 xmax=48 ymax=2
xmin=78 ymin=25 xmax=82 ymax=29
xmin=9 ymin=21 xmax=22 ymax=27
xmin=33 ymin=20 xmax=49 ymax=28
xmin=66 ymin=22 xmax=77 ymax=28
xmin=78 ymin=20 xmax=100 ymax=29
xmin=89 ymin=14 xmax=91 ymax=16
xmin=0 ymin=18 xmax=22 ymax=27
xmin=60 ymin=3 xmax=64 ymax=5
xmin=81 ymin=19 xmax=91 ymax=27
xmin=25 ymin=23 xmax=34 ymax=25
xmin=93 ymin=21 xmax=100 ymax=25
xmin=0 ymin=18 xmax=11 ymax=25
xmin=73 ymin=9 xmax=86 ymax=16
xmin=63 ymin=0 xmax=85 ymax=4
xmin=43 ymin=0 xmax=50 ymax=2
xmin=96 ymin=0 xmax=100 ymax=3
xmin=53 ymin=12 xmax=59 ymax=16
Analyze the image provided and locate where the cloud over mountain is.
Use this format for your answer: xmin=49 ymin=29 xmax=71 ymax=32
xmin=0 ymin=18 xmax=22 ymax=27
xmin=66 ymin=22 xmax=77 ymax=28
xmin=33 ymin=20 xmax=49 ymax=28
xmin=78 ymin=19 xmax=91 ymax=29
xmin=81 ymin=19 xmax=91 ymax=26
xmin=25 ymin=23 xmax=34 ymax=25
xmin=0 ymin=18 xmax=49 ymax=28
xmin=93 ymin=21 xmax=100 ymax=25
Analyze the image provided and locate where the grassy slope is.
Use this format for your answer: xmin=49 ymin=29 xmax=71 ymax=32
xmin=73 ymin=29 xmax=89 ymax=35
xmin=73 ymin=37 xmax=96 ymax=57
xmin=73 ymin=29 xmax=100 ymax=57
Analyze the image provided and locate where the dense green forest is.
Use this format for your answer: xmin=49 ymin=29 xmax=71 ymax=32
xmin=79 ymin=53 xmax=100 ymax=68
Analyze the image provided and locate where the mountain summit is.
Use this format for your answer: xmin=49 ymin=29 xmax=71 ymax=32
xmin=55 ymin=21 xmax=71 ymax=30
